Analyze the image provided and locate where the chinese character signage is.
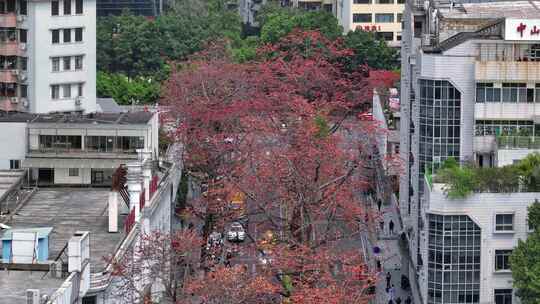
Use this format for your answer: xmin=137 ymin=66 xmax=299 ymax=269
xmin=505 ymin=18 xmax=540 ymax=41
xmin=355 ymin=25 xmax=382 ymax=32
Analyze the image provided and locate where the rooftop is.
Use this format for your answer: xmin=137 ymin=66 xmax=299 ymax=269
xmin=438 ymin=1 xmax=540 ymax=19
xmin=0 ymin=271 xmax=65 ymax=304
xmin=0 ymin=111 xmax=154 ymax=125
xmin=5 ymin=189 xmax=126 ymax=271
xmin=0 ymin=170 xmax=25 ymax=203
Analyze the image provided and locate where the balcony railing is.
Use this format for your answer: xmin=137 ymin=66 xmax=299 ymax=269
xmin=497 ymin=136 xmax=540 ymax=150
xmin=0 ymin=13 xmax=17 ymax=27
xmin=28 ymin=146 xmax=139 ymax=158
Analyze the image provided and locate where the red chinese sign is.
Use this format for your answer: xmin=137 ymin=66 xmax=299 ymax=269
xmin=356 ymin=25 xmax=382 ymax=32
xmin=517 ymin=22 xmax=540 ymax=37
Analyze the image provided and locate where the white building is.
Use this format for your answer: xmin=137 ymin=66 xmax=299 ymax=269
xmin=0 ymin=0 xmax=97 ymax=114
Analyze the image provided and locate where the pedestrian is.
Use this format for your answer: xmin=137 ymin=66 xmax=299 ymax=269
xmin=386 ymin=272 xmax=392 ymax=289
xmin=376 ymin=259 xmax=382 ymax=271
xmin=389 ymin=219 xmax=395 ymax=235
xmin=377 ymin=199 xmax=382 ymax=212
xmin=395 ymin=297 xmax=402 ymax=304
xmin=387 ymin=299 xmax=394 ymax=304
xmin=405 ymin=296 xmax=412 ymax=304
xmin=389 ymin=284 xmax=396 ymax=300
xmin=380 ymin=220 xmax=385 ymax=234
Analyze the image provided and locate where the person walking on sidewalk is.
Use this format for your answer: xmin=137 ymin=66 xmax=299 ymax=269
xmin=377 ymin=199 xmax=382 ymax=212
xmin=395 ymin=297 xmax=402 ymax=304
xmin=386 ymin=272 xmax=392 ymax=289
xmin=389 ymin=284 xmax=396 ymax=301
xmin=389 ymin=219 xmax=395 ymax=235
xmin=380 ymin=220 xmax=385 ymax=235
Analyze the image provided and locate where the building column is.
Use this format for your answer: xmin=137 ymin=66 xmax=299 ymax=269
xmin=137 ymin=149 xmax=153 ymax=202
xmin=126 ymin=161 xmax=143 ymax=219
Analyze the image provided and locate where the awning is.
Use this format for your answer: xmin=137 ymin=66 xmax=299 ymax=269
xmin=22 ymin=158 xmax=126 ymax=169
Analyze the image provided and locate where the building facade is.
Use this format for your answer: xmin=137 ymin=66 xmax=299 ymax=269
xmin=340 ymin=0 xmax=404 ymax=46
xmin=0 ymin=0 xmax=97 ymax=114
xmin=399 ymin=1 xmax=540 ymax=303
xmin=96 ymin=0 xmax=164 ymax=17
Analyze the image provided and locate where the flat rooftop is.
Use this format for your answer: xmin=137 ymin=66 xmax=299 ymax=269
xmin=0 ymin=111 xmax=153 ymax=125
xmin=439 ymin=1 xmax=540 ymax=19
xmin=0 ymin=170 xmax=25 ymax=202
xmin=0 ymin=271 xmax=65 ymax=304
xmin=7 ymin=189 xmax=126 ymax=272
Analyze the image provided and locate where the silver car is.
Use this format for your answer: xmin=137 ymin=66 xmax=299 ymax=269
xmin=227 ymin=222 xmax=246 ymax=242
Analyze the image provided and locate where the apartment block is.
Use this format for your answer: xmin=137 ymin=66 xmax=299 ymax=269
xmin=340 ymin=0 xmax=404 ymax=46
xmin=399 ymin=0 xmax=540 ymax=303
xmin=0 ymin=0 xmax=96 ymax=114
xmin=96 ymin=0 xmax=164 ymax=17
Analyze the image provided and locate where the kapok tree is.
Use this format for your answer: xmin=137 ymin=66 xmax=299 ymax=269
xmin=163 ymin=30 xmax=398 ymax=303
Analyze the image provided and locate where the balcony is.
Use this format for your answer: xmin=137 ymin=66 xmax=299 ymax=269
xmin=0 ymin=41 xmax=24 ymax=56
xmin=27 ymin=147 xmax=139 ymax=159
xmin=497 ymin=136 xmax=540 ymax=150
xmin=0 ymin=70 xmax=18 ymax=82
xmin=475 ymin=102 xmax=540 ymax=120
xmin=476 ymin=61 xmax=540 ymax=82
xmin=0 ymin=97 xmax=18 ymax=111
xmin=0 ymin=13 xmax=17 ymax=28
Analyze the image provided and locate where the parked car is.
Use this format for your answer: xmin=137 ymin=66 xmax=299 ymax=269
xmin=227 ymin=222 xmax=246 ymax=242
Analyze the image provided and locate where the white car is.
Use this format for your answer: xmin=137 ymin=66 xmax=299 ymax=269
xmin=227 ymin=222 xmax=246 ymax=242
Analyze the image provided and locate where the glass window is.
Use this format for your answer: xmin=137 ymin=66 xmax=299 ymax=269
xmin=51 ymin=0 xmax=59 ymax=15
xmin=52 ymin=29 xmax=59 ymax=44
xmin=495 ymin=214 xmax=514 ymax=231
xmin=51 ymin=84 xmax=59 ymax=99
xmin=494 ymin=289 xmax=512 ymax=304
xmin=19 ymin=29 xmax=26 ymax=43
xmin=77 ymin=83 xmax=83 ymax=97
xmin=63 ymin=0 xmax=71 ymax=14
xmin=376 ymin=32 xmax=394 ymax=41
xmin=397 ymin=13 xmax=403 ymax=23
xmin=19 ymin=0 xmax=27 ymax=15
xmin=353 ymin=13 xmax=371 ymax=23
xmin=495 ymin=250 xmax=512 ymax=271
xmin=62 ymin=84 xmax=71 ymax=98
xmin=63 ymin=28 xmax=71 ymax=43
xmin=75 ymin=55 xmax=83 ymax=70
xmin=375 ymin=13 xmax=394 ymax=23
xmin=69 ymin=168 xmax=79 ymax=177
xmin=397 ymin=0 xmax=405 ymax=3
xmin=353 ymin=0 xmax=371 ymax=3
xmin=75 ymin=28 xmax=83 ymax=42
xmin=377 ymin=0 xmax=393 ymax=3
xmin=10 ymin=159 xmax=20 ymax=169
xmin=75 ymin=0 xmax=83 ymax=14
xmin=20 ymin=84 xmax=27 ymax=98
xmin=20 ymin=57 xmax=27 ymax=71
xmin=63 ymin=56 xmax=70 ymax=70
xmin=52 ymin=57 xmax=60 ymax=72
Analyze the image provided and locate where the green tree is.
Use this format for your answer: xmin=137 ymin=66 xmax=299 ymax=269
xmin=96 ymin=71 xmax=161 ymax=105
xmin=528 ymin=199 xmax=540 ymax=232
xmin=343 ymin=29 xmax=398 ymax=70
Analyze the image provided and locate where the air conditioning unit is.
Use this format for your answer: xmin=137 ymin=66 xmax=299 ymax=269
xmin=10 ymin=97 xmax=19 ymax=104
xmin=16 ymin=15 xmax=24 ymax=22
xmin=19 ymin=72 xmax=27 ymax=82
xmin=21 ymin=98 xmax=28 ymax=108
xmin=19 ymin=43 xmax=26 ymax=51
xmin=26 ymin=289 xmax=40 ymax=304
xmin=75 ymin=97 xmax=82 ymax=106
xmin=11 ymin=70 xmax=19 ymax=76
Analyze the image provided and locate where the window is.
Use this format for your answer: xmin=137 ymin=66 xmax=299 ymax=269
xmin=68 ymin=168 xmax=79 ymax=177
xmin=51 ymin=84 xmax=60 ymax=99
xmin=376 ymin=0 xmax=393 ymax=3
xmin=375 ymin=13 xmax=394 ymax=23
xmin=75 ymin=0 xmax=83 ymax=14
xmin=495 ymin=250 xmax=512 ymax=271
xmin=476 ymin=83 xmax=501 ymax=103
xmin=376 ymin=32 xmax=394 ymax=41
xmin=397 ymin=13 xmax=403 ymax=23
xmin=63 ymin=0 xmax=71 ymax=14
xmin=495 ymin=214 xmax=514 ymax=232
xmin=62 ymin=84 xmax=71 ymax=98
xmin=63 ymin=56 xmax=70 ymax=70
xmin=52 ymin=29 xmax=59 ymax=44
xmin=63 ymin=28 xmax=71 ymax=43
xmin=20 ymin=84 xmax=27 ymax=98
xmin=494 ymin=289 xmax=512 ymax=304
xmin=82 ymin=296 xmax=97 ymax=304
xmin=51 ymin=0 xmax=59 ymax=15
xmin=353 ymin=0 xmax=371 ymax=3
xmin=9 ymin=160 xmax=20 ymax=169
xmin=77 ymin=83 xmax=83 ymax=97
xmin=52 ymin=57 xmax=60 ymax=72
xmin=19 ymin=29 xmax=26 ymax=43
xmin=75 ymin=27 xmax=82 ymax=42
xmin=397 ymin=0 xmax=405 ymax=3
xmin=20 ymin=57 xmax=27 ymax=70
xmin=75 ymin=55 xmax=83 ymax=70
xmin=19 ymin=0 xmax=27 ymax=15
xmin=396 ymin=34 xmax=402 ymax=41
xmin=502 ymin=83 xmax=526 ymax=103
xmin=353 ymin=13 xmax=371 ymax=23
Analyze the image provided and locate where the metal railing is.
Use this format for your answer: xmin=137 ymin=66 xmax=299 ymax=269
xmin=496 ymin=136 xmax=540 ymax=150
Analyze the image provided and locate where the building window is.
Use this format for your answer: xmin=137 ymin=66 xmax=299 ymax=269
xmin=75 ymin=27 xmax=83 ymax=42
xmin=19 ymin=0 xmax=27 ymax=15
xmin=62 ymin=84 xmax=71 ymax=98
xmin=9 ymin=160 xmax=20 ymax=169
xmin=19 ymin=29 xmax=26 ymax=43
xmin=376 ymin=0 xmax=393 ymax=3
xmin=51 ymin=84 xmax=60 ymax=99
xmin=63 ymin=56 xmax=70 ymax=70
xmin=20 ymin=84 xmax=27 ymax=98
xmin=397 ymin=0 xmax=405 ymax=3
xmin=495 ymin=214 xmax=514 ymax=232
xmin=75 ymin=55 xmax=83 ymax=70
xmin=495 ymin=250 xmax=512 ymax=271
xmin=397 ymin=13 xmax=403 ymax=23
xmin=82 ymin=296 xmax=97 ymax=304
xmin=475 ymin=120 xmax=534 ymax=136
xmin=68 ymin=168 xmax=79 ymax=177
xmin=77 ymin=83 xmax=83 ymax=97
xmin=353 ymin=0 xmax=371 ymax=3
xmin=476 ymin=83 xmax=501 ymax=103
xmin=353 ymin=13 xmax=371 ymax=23
xmin=75 ymin=0 xmax=83 ymax=14
xmin=376 ymin=32 xmax=394 ymax=41
xmin=51 ymin=0 xmax=59 ymax=16
xmin=375 ymin=13 xmax=394 ymax=23
xmin=502 ymin=83 xmax=527 ymax=103
xmin=63 ymin=0 xmax=71 ymax=14
xmin=63 ymin=28 xmax=71 ymax=43
xmin=494 ymin=289 xmax=512 ymax=304
xmin=52 ymin=29 xmax=59 ymax=44
xmin=396 ymin=34 xmax=402 ymax=41
xmin=20 ymin=57 xmax=27 ymax=70
xmin=52 ymin=57 xmax=60 ymax=72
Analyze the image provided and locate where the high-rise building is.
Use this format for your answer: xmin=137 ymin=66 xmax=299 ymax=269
xmin=400 ymin=0 xmax=540 ymax=303
xmin=0 ymin=0 xmax=97 ymax=114
xmin=96 ymin=0 xmax=163 ymax=17
xmin=340 ymin=0 xmax=404 ymax=47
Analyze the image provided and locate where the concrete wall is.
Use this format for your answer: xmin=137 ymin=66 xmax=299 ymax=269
xmin=475 ymin=102 xmax=540 ymax=121
xmin=0 ymin=122 xmax=27 ymax=169
xmin=423 ymin=183 xmax=540 ymax=304
xmin=496 ymin=149 xmax=540 ymax=167
xmin=30 ymin=0 xmax=97 ymax=114
xmin=53 ymin=168 xmax=91 ymax=184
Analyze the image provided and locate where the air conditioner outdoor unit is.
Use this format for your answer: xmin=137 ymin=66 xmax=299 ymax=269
xmin=19 ymin=43 xmax=26 ymax=50
xmin=10 ymin=97 xmax=19 ymax=104
xmin=11 ymin=70 xmax=19 ymax=76
xmin=75 ymin=97 xmax=82 ymax=106
xmin=16 ymin=15 xmax=24 ymax=22
xmin=21 ymin=98 xmax=28 ymax=108
xmin=19 ymin=73 xmax=27 ymax=82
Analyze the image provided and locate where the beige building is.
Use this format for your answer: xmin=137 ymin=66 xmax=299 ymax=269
xmin=340 ymin=0 xmax=404 ymax=46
